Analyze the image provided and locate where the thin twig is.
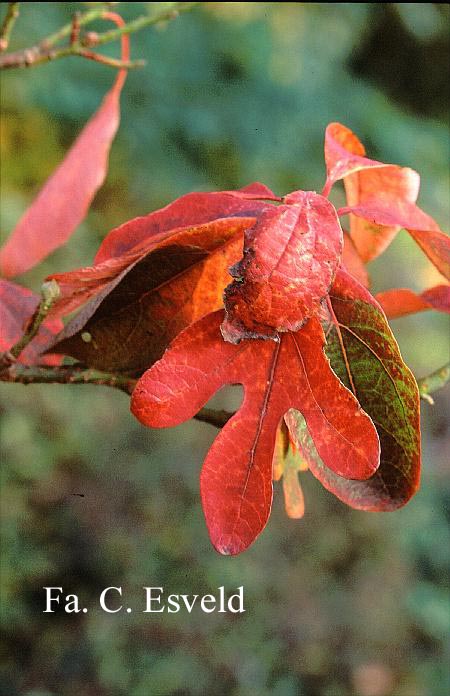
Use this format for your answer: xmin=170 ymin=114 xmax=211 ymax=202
xmin=0 ymin=43 xmax=144 ymax=69
xmin=0 ymin=2 xmax=20 ymax=53
xmin=417 ymin=363 xmax=450 ymax=404
xmin=0 ymin=362 xmax=233 ymax=428
xmin=84 ymin=2 xmax=199 ymax=49
xmin=0 ymin=2 xmax=19 ymax=50
xmin=0 ymin=281 xmax=61 ymax=368
xmin=70 ymin=11 xmax=81 ymax=46
xmin=0 ymin=2 xmax=198 ymax=70
xmin=40 ymin=3 xmax=117 ymax=49
xmin=1 ymin=364 xmax=137 ymax=394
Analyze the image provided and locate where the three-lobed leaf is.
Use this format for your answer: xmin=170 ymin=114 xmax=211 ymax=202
xmin=3 ymin=110 xmax=445 ymax=557
xmin=131 ymin=309 xmax=380 ymax=554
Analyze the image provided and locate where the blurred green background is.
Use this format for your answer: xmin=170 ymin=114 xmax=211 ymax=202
xmin=1 ymin=3 xmax=449 ymax=695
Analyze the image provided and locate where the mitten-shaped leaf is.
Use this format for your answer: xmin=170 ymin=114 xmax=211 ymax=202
xmin=289 ymin=268 xmax=420 ymax=511
xmin=222 ymin=191 xmax=343 ymax=342
xmin=131 ymin=310 xmax=379 ymax=554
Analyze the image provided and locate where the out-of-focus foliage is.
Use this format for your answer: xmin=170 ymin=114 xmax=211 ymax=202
xmin=1 ymin=3 xmax=449 ymax=695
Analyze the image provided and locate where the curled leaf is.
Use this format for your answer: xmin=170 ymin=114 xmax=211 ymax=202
xmin=324 ymin=122 xmax=421 ymax=262
xmin=273 ymin=422 xmax=307 ymax=519
xmin=94 ymin=185 xmax=277 ymax=263
xmin=46 ymin=185 xmax=273 ymax=373
xmin=50 ymin=217 xmax=254 ymax=373
xmin=339 ymin=199 xmax=450 ymax=280
xmin=407 ymin=228 xmax=450 ymax=281
xmin=0 ymin=29 xmax=130 ymax=278
xmin=323 ymin=122 xmax=387 ymax=194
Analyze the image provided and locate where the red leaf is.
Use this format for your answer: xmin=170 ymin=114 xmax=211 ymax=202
xmin=376 ymin=285 xmax=450 ymax=318
xmin=0 ymin=27 xmax=129 ymax=278
xmin=339 ymin=199 xmax=450 ymax=279
xmin=94 ymin=184 xmax=277 ymax=263
xmin=131 ymin=310 xmax=379 ymax=555
xmin=407 ymin=228 xmax=450 ymax=281
xmin=324 ymin=123 xmax=421 ymax=262
xmin=222 ymin=191 xmax=343 ymax=342
xmin=293 ymin=268 xmax=421 ymax=511
xmin=47 ymin=214 xmax=269 ymax=374
xmin=343 ymin=168 xmax=420 ymax=262
xmin=338 ymin=199 xmax=438 ymax=231
xmin=0 ymin=279 xmax=62 ymax=365
xmin=45 ymin=187 xmax=275 ymax=372
xmin=323 ymin=122 xmax=392 ymax=195
xmin=342 ymin=235 xmax=370 ymax=288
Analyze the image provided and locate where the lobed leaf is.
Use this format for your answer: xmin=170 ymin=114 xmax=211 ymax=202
xmin=131 ymin=310 xmax=379 ymax=555
xmin=339 ymin=199 xmax=450 ymax=280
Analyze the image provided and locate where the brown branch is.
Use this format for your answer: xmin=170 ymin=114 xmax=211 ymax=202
xmin=0 ymin=2 xmax=198 ymax=70
xmin=81 ymin=2 xmax=199 ymax=49
xmin=0 ymin=43 xmax=144 ymax=70
xmin=1 ymin=364 xmax=137 ymax=394
xmin=0 ymin=2 xmax=20 ymax=53
xmin=0 ymin=362 xmax=233 ymax=428
xmin=39 ymin=4 xmax=116 ymax=49
xmin=193 ymin=407 xmax=233 ymax=428
xmin=70 ymin=11 xmax=81 ymax=46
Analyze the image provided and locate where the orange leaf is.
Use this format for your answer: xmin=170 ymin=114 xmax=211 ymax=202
xmin=376 ymin=285 xmax=450 ymax=318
